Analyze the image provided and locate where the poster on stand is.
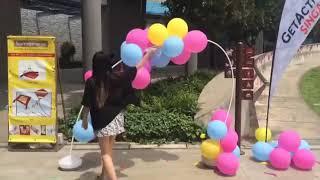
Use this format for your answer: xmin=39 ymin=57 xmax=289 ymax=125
xmin=7 ymin=36 xmax=57 ymax=143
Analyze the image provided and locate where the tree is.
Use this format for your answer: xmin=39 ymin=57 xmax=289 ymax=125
xmin=59 ymin=41 xmax=76 ymax=68
xmin=259 ymin=0 xmax=285 ymax=40
xmin=163 ymin=0 xmax=263 ymax=46
xmin=163 ymin=0 xmax=288 ymax=47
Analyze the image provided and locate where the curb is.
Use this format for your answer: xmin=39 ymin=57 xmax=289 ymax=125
xmin=0 ymin=142 xmax=198 ymax=150
xmin=67 ymin=142 xmax=194 ymax=150
xmin=2 ymin=142 xmax=320 ymax=150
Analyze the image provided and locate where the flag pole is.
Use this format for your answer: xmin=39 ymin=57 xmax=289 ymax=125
xmin=264 ymin=1 xmax=285 ymax=142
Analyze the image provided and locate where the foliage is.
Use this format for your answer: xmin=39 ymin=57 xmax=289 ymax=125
xmin=300 ymin=67 xmax=320 ymax=115
xmin=163 ymin=0 xmax=285 ymax=46
xmin=163 ymin=0 xmax=260 ymax=45
xmin=124 ymin=71 xmax=215 ymax=143
xmin=125 ymin=111 xmax=202 ymax=144
xmin=59 ymin=41 xmax=81 ymax=69
xmin=130 ymin=72 xmax=215 ymax=115
xmin=60 ymin=41 xmax=76 ymax=58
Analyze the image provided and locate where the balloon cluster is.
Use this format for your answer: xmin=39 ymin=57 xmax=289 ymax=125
xmin=121 ymin=18 xmax=208 ymax=89
xmin=83 ymin=18 xmax=208 ymax=90
xmin=200 ymin=109 xmax=240 ymax=176
xmin=252 ymin=129 xmax=316 ymax=170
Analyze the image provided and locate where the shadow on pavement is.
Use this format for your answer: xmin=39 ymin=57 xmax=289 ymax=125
xmin=77 ymin=149 xmax=179 ymax=179
xmin=74 ymin=171 xmax=97 ymax=180
xmin=195 ymin=161 xmax=213 ymax=171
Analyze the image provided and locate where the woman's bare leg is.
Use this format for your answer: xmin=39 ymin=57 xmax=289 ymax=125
xmin=98 ymin=136 xmax=117 ymax=180
xmin=108 ymin=136 xmax=116 ymax=157
xmin=99 ymin=158 xmax=105 ymax=179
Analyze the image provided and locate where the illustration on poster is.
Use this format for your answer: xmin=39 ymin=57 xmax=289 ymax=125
xmin=12 ymin=89 xmax=52 ymax=117
xmin=18 ymin=60 xmax=47 ymax=81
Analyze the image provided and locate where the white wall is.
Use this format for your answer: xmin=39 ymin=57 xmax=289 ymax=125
xmin=20 ymin=9 xmax=83 ymax=62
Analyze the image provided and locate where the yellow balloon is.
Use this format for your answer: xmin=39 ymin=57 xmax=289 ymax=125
xmin=255 ymin=128 xmax=272 ymax=142
xmin=147 ymin=23 xmax=168 ymax=46
xmin=167 ymin=18 xmax=188 ymax=38
xmin=200 ymin=139 xmax=221 ymax=160
xmin=200 ymin=133 xmax=206 ymax=139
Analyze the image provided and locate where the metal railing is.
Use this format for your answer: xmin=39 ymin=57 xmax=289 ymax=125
xmin=252 ymin=43 xmax=320 ymax=103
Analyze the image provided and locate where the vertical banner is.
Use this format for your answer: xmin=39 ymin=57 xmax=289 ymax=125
xmin=270 ymin=0 xmax=320 ymax=96
xmin=7 ymin=36 xmax=57 ymax=143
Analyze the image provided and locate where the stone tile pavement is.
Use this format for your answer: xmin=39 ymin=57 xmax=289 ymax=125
xmin=0 ymin=146 xmax=319 ymax=180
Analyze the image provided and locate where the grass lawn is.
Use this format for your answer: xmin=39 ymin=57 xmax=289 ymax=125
xmin=300 ymin=67 xmax=320 ymax=115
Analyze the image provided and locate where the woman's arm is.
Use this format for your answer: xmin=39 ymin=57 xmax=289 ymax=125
xmin=81 ymin=106 xmax=90 ymax=130
xmin=136 ymin=47 xmax=157 ymax=69
xmin=81 ymin=80 xmax=91 ymax=130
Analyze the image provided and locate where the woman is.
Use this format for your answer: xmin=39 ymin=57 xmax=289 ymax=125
xmin=81 ymin=50 xmax=154 ymax=180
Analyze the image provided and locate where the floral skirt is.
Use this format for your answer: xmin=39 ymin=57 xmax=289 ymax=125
xmin=95 ymin=112 xmax=125 ymax=137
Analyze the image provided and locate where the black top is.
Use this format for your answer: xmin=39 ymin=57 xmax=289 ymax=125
xmin=81 ymin=66 xmax=139 ymax=130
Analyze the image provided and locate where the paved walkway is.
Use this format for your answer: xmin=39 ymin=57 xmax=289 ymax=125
xmin=196 ymin=51 xmax=320 ymax=142
xmin=256 ymin=53 xmax=320 ymax=141
xmin=0 ymin=146 xmax=319 ymax=180
xmin=195 ymin=72 xmax=234 ymax=126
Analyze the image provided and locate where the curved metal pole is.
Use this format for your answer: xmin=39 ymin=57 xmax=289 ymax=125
xmin=208 ymin=40 xmax=235 ymax=124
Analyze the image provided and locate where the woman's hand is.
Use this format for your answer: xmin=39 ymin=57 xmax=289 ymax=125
xmin=145 ymin=47 xmax=157 ymax=57
xmin=82 ymin=120 xmax=88 ymax=130
xmin=81 ymin=107 xmax=90 ymax=130
xmin=136 ymin=47 xmax=158 ymax=69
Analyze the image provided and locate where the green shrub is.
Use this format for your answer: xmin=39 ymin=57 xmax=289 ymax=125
xmin=125 ymin=111 xmax=202 ymax=144
xmin=132 ymin=72 xmax=215 ymax=115
xmin=124 ymin=71 xmax=215 ymax=143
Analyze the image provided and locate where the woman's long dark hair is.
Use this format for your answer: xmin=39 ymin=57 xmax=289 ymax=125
xmin=92 ymin=52 xmax=113 ymax=109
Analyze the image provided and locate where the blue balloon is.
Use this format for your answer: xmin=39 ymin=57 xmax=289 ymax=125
xmin=233 ymin=146 xmax=241 ymax=158
xmin=73 ymin=120 xmax=95 ymax=142
xmin=252 ymin=142 xmax=274 ymax=161
xmin=207 ymin=121 xmax=227 ymax=140
xmin=151 ymin=50 xmax=170 ymax=68
xmin=121 ymin=43 xmax=143 ymax=67
xmin=299 ymin=140 xmax=311 ymax=150
xmin=269 ymin=140 xmax=278 ymax=148
xmin=162 ymin=36 xmax=184 ymax=58
xmin=121 ymin=41 xmax=127 ymax=51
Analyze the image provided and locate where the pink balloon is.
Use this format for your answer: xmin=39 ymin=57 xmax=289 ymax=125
xmin=221 ymin=130 xmax=238 ymax=152
xmin=171 ymin=48 xmax=191 ymax=65
xmin=132 ymin=67 xmax=151 ymax=89
xmin=269 ymin=148 xmax=291 ymax=170
xmin=144 ymin=61 xmax=152 ymax=72
xmin=278 ymin=130 xmax=301 ymax=152
xmin=211 ymin=109 xmax=233 ymax=128
xmin=217 ymin=153 xmax=240 ymax=176
xmin=84 ymin=70 xmax=92 ymax=82
xmin=126 ymin=28 xmax=149 ymax=51
xmin=184 ymin=30 xmax=208 ymax=53
xmin=293 ymin=149 xmax=316 ymax=170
